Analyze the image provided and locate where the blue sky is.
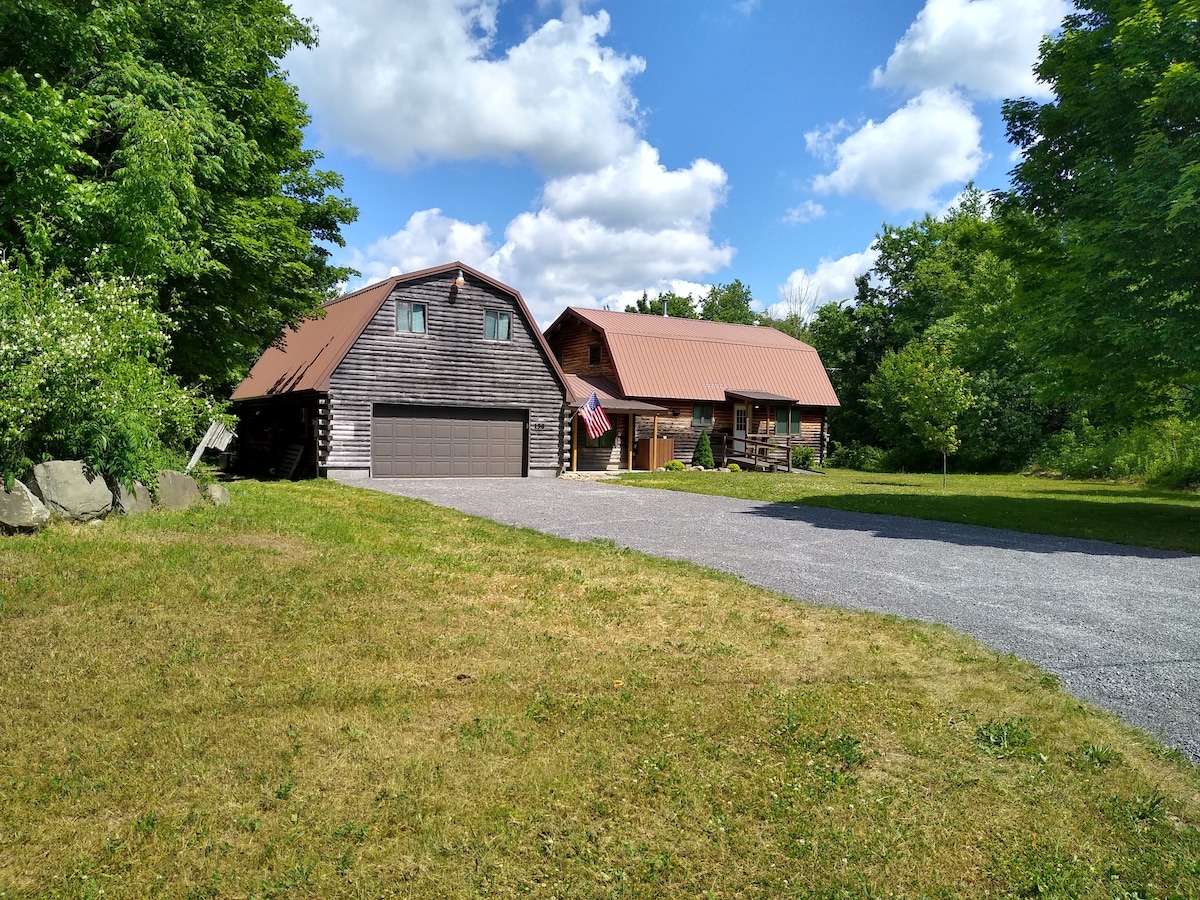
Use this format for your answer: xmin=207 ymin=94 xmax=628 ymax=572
xmin=284 ymin=0 xmax=1068 ymax=325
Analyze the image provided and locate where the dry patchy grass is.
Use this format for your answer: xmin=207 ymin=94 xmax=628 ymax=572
xmin=0 ymin=479 xmax=1197 ymax=898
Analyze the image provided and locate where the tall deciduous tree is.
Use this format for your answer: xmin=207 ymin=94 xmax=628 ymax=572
xmin=700 ymin=279 xmax=757 ymax=324
xmin=1002 ymin=0 xmax=1200 ymax=420
xmin=0 ymin=0 xmax=357 ymax=390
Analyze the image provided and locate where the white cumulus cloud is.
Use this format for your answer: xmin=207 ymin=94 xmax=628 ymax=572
xmin=540 ymin=142 xmax=727 ymax=230
xmin=783 ymin=200 xmax=826 ymax=224
xmin=344 ymin=210 xmax=496 ymax=286
xmin=287 ymin=0 xmax=644 ymax=173
xmin=344 ymin=145 xmax=734 ymax=322
xmin=810 ymin=89 xmax=984 ymax=211
xmin=773 ymin=248 xmax=879 ymax=317
xmin=872 ymin=0 xmax=1068 ymax=100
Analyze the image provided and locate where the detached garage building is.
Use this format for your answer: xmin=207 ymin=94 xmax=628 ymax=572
xmin=231 ymin=262 xmax=568 ymax=478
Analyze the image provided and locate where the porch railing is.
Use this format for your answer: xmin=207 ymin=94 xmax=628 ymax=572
xmin=713 ymin=433 xmax=807 ymax=471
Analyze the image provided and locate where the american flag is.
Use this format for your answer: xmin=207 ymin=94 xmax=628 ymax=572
xmin=578 ymin=391 xmax=612 ymax=440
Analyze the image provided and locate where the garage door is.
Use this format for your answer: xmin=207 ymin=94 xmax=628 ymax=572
xmin=371 ymin=406 xmax=526 ymax=477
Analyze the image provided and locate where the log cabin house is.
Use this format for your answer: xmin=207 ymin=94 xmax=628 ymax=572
xmin=544 ymin=307 xmax=840 ymax=472
xmin=230 ymin=262 xmax=568 ymax=478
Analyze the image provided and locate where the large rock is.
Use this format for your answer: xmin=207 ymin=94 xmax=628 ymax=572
xmin=0 ymin=481 xmax=51 ymax=533
xmin=24 ymin=460 xmax=112 ymax=522
xmin=156 ymin=470 xmax=202 ymax=510
xmin=204 ymin=483 xmax=231 ymax=507
xmin=114 ymin=481 xmax=152 ymax=516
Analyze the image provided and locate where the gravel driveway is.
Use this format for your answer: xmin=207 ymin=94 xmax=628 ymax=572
xmin=336 ymin=475 xmax=1200 ymax=762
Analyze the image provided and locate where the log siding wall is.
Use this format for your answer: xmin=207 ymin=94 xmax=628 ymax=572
xmin=326 ymin=273 xmax=566 ymax=474
xmin=550 ymin=317 xmax=618 ymax=381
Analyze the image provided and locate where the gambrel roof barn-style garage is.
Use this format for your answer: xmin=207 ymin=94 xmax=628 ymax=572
xmin=231 ymin=262 xmax=569 ymax=479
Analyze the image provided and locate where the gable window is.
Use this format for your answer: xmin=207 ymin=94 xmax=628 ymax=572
xmin=692 ymin=404 xmax=713 ymax=427
xmin=588 ymin=344 xmax=601 ymax=366
xmin=484 ymin=309 xmax=511 ymax=341
xmin=776 ymin=408 xmax=801 ymax=434
xmin=397 ymin=301 xmax=426 ymax=334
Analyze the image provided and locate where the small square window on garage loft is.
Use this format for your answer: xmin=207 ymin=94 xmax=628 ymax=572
xmin=588 ymin=344 xmax=601 ymax=366
xmin=396 ymin=301 xmax=426 ymax=334
xmin=484 ymin=309 xmax=511 ymax=341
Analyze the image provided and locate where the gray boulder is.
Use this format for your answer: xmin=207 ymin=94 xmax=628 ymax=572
xmin=204 ymin=483 xmax=231 ymax=507
xmin=114 ymin=481 xmax=153 ymax=516
xmin=156 ymin=470 xmax=202 ymax=510
xmin=0 ymin=481 xmax=51 ymax=533
xmin=24 ymin=460 xmax=112 ymax=522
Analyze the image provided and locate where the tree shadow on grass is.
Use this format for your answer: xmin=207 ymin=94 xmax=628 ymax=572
xmin=739 ymin=495 xmax=1197 ymax=559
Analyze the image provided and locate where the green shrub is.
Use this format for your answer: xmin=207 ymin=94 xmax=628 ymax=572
xmin=825 ymin=441 xmax=885 ymax=471
xmin=1036 ymin=414 xmax=1200 ymax=487
xmin=727 ymin=463 xmax=741 ymax=473
xmin=691 ymin=430 xmax=714 ymax=469
xmin=791 ymin=445 xmax=817 ymax=470
xmin=664 ymin=459 xmax=685 ymax=471
xmin=0 ymin=262 xmax=226 ymax=487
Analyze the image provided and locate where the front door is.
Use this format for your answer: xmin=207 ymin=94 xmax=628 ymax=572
xmin=733 ymin=404 xmax=748 ymax=455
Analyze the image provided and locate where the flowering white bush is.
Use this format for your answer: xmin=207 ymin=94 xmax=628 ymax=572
xmin=0 ymin=262 xmax=227 ymax=487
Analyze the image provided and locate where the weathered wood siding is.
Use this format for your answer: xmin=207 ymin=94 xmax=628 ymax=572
xmin=326 ymin=272 xmax=566 ymax=474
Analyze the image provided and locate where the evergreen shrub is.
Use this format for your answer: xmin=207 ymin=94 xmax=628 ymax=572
xmin=692 ymin=430 xmax=714 ymax=469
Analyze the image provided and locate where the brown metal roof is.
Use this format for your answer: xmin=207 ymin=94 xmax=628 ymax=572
xmin=550 ymin=308 xmax=840 ymax=407
xmin=230 ymin=277 xmax=399 ymax=401
xmin=231 ymin=262 xmax=568 ymax=402
xmin=564 ymin=374 xmax=669 ymax=413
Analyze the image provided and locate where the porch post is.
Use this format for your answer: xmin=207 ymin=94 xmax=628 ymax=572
xmin=571 ymin=412 xmax=578 ymax=472
xmin=627 ymin=412 xmax=634 ymax=471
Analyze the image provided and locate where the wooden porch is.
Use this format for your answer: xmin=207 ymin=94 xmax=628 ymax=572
xmin=713 ymin=432 xmax=811 ymax=472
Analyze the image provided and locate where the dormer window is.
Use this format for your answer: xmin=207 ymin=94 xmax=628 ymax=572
xmin=397 ymin=301 xmax=426 ymax=334
xmin=484 ymin=309 xmax=511 ymax=341
xmin=588 ymin=344 xmax=601 ymax=366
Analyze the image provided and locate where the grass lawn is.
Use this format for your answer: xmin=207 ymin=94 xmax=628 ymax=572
xmin=617 ymin=468 xmax=1200 ymax=555
xmin=1 ymin=480 xmax=1198 ymax=898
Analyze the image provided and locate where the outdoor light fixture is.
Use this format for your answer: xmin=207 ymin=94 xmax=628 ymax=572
xmin=454 ymin=269 xmax=465 ymax=288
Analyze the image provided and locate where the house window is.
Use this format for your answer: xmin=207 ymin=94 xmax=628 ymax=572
xmin=484 ymin=309 xmax=511 ymax=341
xmin=397 ymin=301 xmax=426 ymax=334
xmin=692 ymin=404 xmax=713 ymax=427
xmin=776 ymin=408 xmax=801 ymax=434
xmin=588 ymin=344 xmax=601 ymax=365
xmin=582 ymin=428 xmax=616 ymax=448
xmin=735 ymin=408 xmax=747 ymax=434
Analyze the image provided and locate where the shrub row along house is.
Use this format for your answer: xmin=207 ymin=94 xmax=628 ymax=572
xmin=231 ymin=263 xmax=838 ymax=478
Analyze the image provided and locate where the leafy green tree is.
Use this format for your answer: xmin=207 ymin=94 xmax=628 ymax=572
xmin=868 ymin=341 xmax=973 ymax=486
xmin=624 ymin=290 xmax=699 ymax=318
xmin=1002 ymin=0 xmax=1200 ymax=421
xmin=809 ymin=188 xmax=1060 ymax=470
xmin=700 ymin=280 xmax=757 ymax=324
xmin=691 ymin=430 xmax=715 ymax=469
xmin=0 ymin=0 xmax=357 ymax=390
